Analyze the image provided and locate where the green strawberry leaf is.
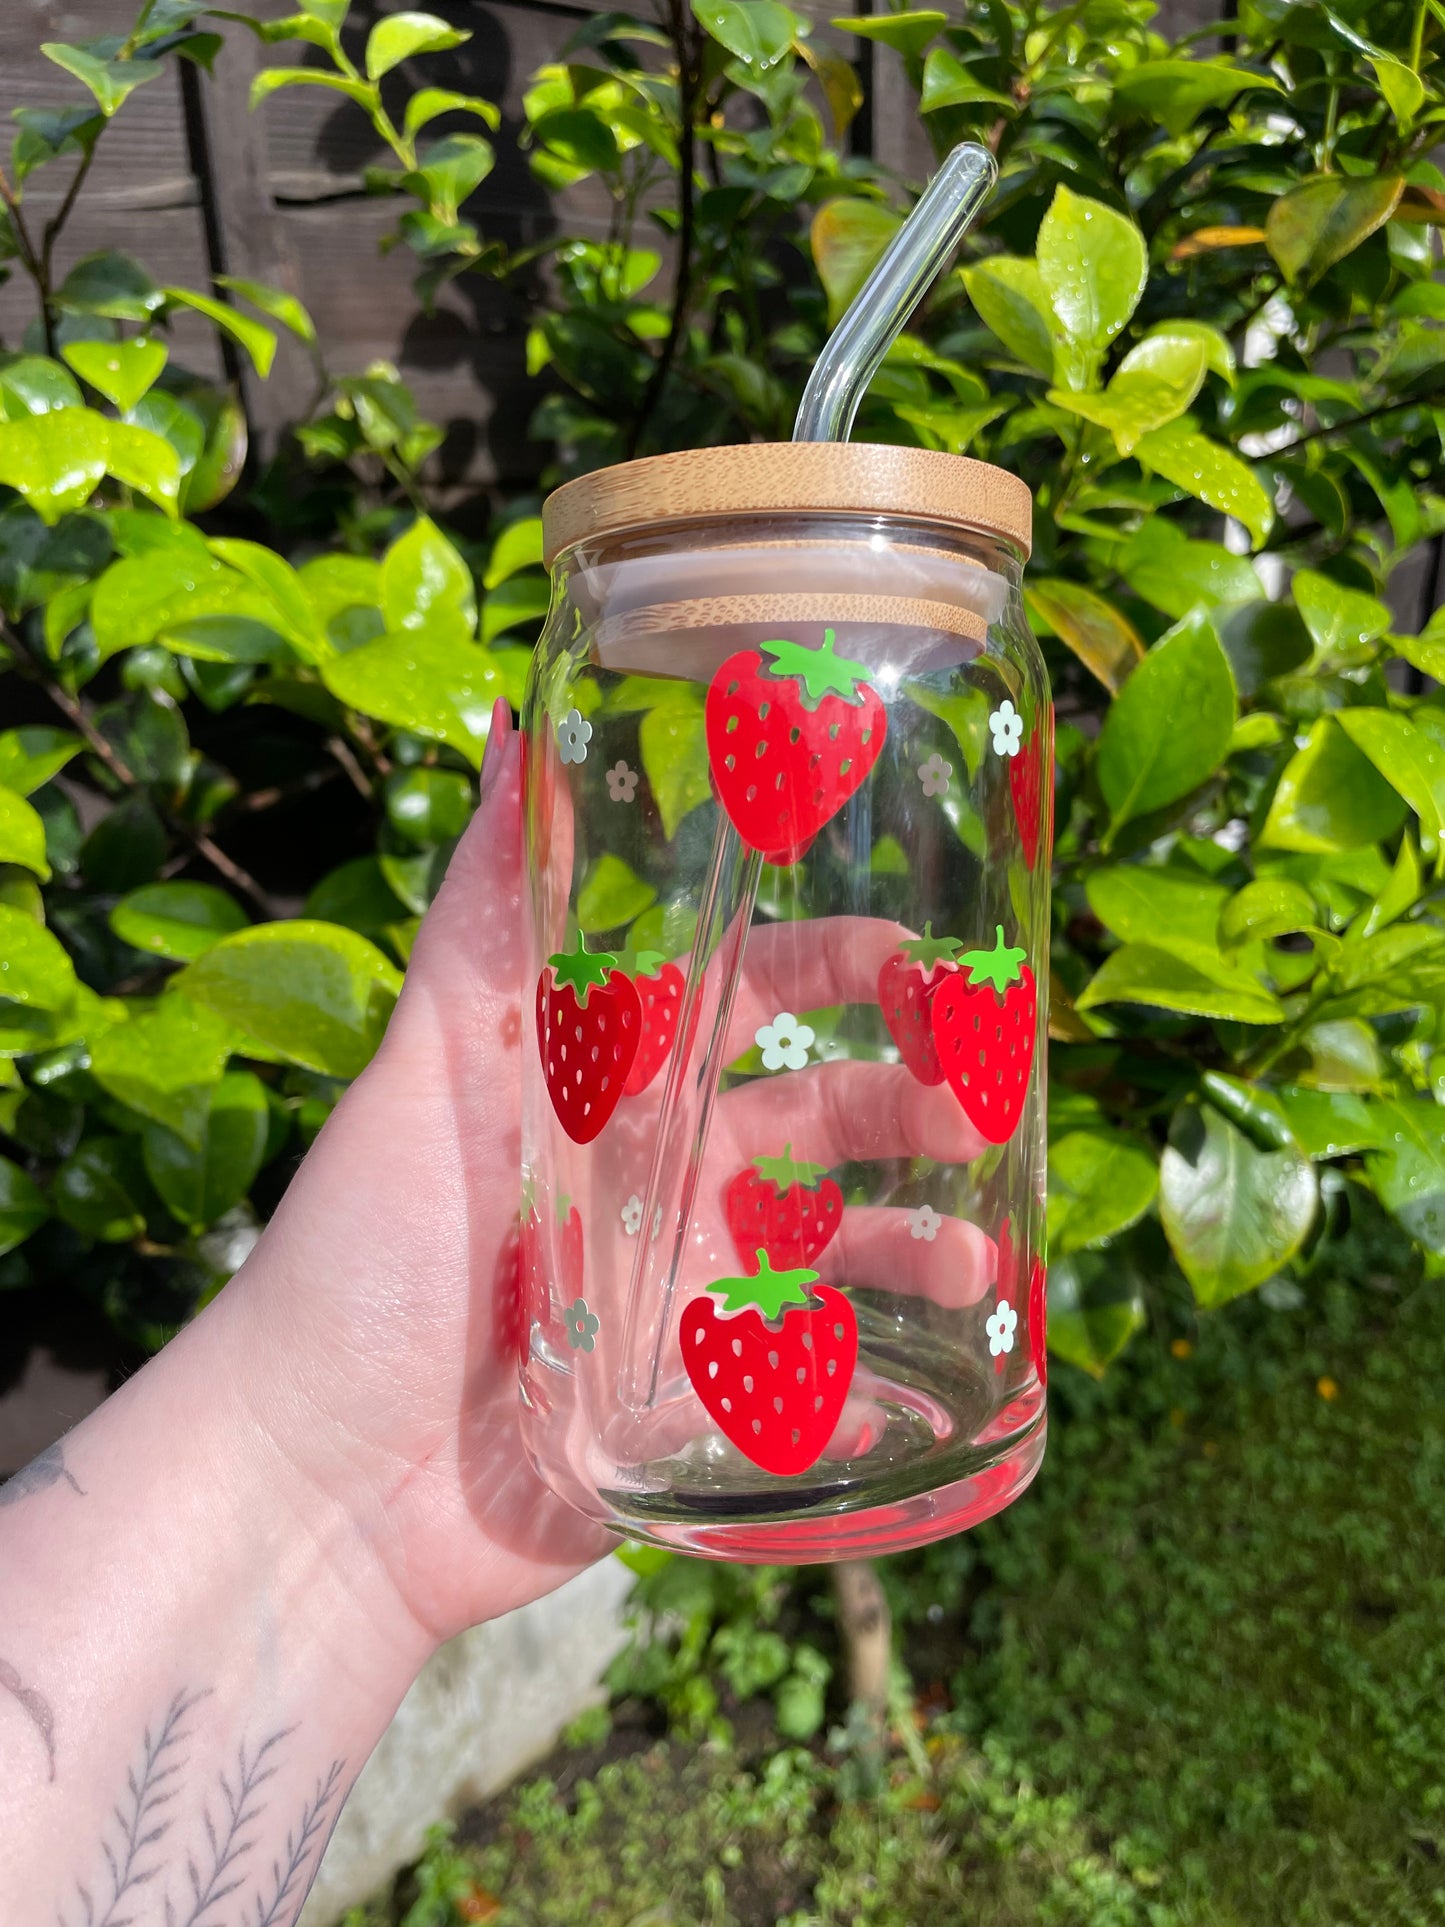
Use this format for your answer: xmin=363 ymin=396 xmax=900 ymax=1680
xmin=900 ymin=921 xmax=963 ymax=977
xmin=547 ymin=934 xmax=617 ymax=1005
xmin=760 ymin=627 xmax=873 ymax=707
xmin=617 ymin=946 xmax=667 ymax=979
xmin=713 ymin=1249 xmax=818 ymax=1318
xmin=751 ymin=1142 xmax=829 ymax=1195
xmin=960 ymin=925 xmax=1028 ymax=994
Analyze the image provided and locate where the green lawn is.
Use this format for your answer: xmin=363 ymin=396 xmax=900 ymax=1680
xmin=352 ymin=1217 xmax=1445 ymax=1926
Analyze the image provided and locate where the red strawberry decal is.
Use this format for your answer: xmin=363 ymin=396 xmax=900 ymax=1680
xmin=682 ymin=1251 xmax=858 ymax=1476
xmin=706 ymin=627 xmax=887 ymax=863
xmin=931 ymin=926 xmax=1037 ymax=1146
xmin=1027 ymin=1255 xmax=1048 ymax=1386
xmin=623 ymin=951 xmax=687 ymax=1096
xmin=878 ymin=923 xmax=963 ymax=1086
xmin=725 ymin=1143 xmax=843 ymax=1272
xmin=1008 ymin=714 xmax=1050 ymax=868
xmin=536 ymin=936 xmax=641 ymax=1142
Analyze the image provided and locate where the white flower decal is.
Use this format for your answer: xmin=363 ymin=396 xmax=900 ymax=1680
xmin=755 ymin=1012 xmax=815 ymax=1072
xmin=986 ymin=1299 xmax=1018 ymax=1357
xmin=606 ymin=759 xmax=639 ymax=802
xmin=564 ymin=1297 xmax=600 ymax=1353
xmin=989 ymin=699 xmax=1024 ymax=759
xmin=918 ymin=752 xmax=952 ymax=797
xmin=621 ymin=1194 xmax=643 ymax=1236
xmin=651 ymin=1203 xmax=664 ymax=1241
xmin=556 ymin=707 xmax=592 ymax=765
xmin=908 ymin=1203 xmax=942 ymax=1243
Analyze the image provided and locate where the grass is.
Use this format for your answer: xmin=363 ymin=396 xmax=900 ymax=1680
xmin=349 ymin=1209 xmax=1445 ymax=1926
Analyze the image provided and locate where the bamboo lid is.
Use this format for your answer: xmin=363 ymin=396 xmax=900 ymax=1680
xmin=542 ymin=443 xmax=1032 ymax=566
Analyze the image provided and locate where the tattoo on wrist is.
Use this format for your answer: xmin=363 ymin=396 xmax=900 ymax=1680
xmin=61 ymin=1687 xmax=348 ymax=1927
xmin=0 ymin=1654 xmax=56 ymax=1781
xmin=0 ymin=1442 xmax=85 ymax=1508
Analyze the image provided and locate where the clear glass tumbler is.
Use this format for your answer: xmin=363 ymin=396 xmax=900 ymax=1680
xmin=518 ymin=443 xmax=1051 ymax=1561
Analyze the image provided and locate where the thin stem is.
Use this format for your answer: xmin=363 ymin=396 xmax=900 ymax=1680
xmin=41 ymin=142 xmax=98 ymax=298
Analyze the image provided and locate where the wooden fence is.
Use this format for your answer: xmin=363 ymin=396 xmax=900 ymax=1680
xmin=0 ymin=0 xmax=1221 ymax=492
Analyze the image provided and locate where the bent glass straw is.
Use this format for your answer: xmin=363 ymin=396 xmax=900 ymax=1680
xmin=616 ymin=143 xmax=999 ymax=1415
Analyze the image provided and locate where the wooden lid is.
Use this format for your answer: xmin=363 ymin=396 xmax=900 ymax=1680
xmin=542 ymin=443 xmax=1032 ymax=566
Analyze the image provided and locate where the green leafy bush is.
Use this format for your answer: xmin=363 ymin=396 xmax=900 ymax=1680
xmin=2 ymin=0 xmax=1445 ymax=1369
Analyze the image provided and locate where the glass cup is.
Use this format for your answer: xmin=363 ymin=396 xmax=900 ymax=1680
xmin=518 ymin=443 xmax=1051 ymax=1561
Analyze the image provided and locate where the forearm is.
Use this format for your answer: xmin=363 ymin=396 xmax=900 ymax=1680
xmin=0 ymin=1278 xmax=434 ymax=1923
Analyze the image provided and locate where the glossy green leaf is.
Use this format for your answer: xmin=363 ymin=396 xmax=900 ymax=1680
xmin=960 ymin=256 xmax=1053 ymax=375
xmin=110 ymin=882 xmax=249 ymax=963
xmin=366 ymin=10 xmax=468 ymax=78
xmin=0 ymin=1154 xmax=47 ymax=1257
xmin=1051 ymin=331 xmax=1208 ymax=455
xmin=163 ymin=289 xmax=277 ymax=378
xmin=305 ymin=857 xmax=410 ymax=943
xmin=1116 ymin=521 xmax=1260 ymax=618
xmin=639 ymin=698 xmax=711 ymax=840
xmin=1371 ymin=54 xmax=1425 ymax=127
xmin=1292 ymin=569 xmax=1390 ymax=663
xmin=828 ymin=11 xmax=945 ymax=59
xmin=694 ymin=0 xmax=799 ymax=69
xmin=182 ymin=922 xmax=402 ymax=1080
xmin=0 ymin=357 xmax=83 ymax=418
xmin=1077 ymin=942 xmax=1283 ymax=1024
xmin=484 ymin=517 xmax=544 ymax=589
xmin=89 ymin=993 xmax=238 ymax=1147
xmin=91 ymin=546 xmax=290 ymax=664
xmin=1334 ymin=709 xmax=1445 ymax=853
xmin=42 ymin=42 xmax=161 ymax=116
xmin=811 ymin=199 xmax=901 ymax=326
xmin=250 ymin=66 xmax=374 ymax=110
xmin=1276 ymin=1087 xmax=1385 ymax=1159
xmin=104 ymin=420 xmax=183 ymax=514
xmin=832 ymin=9 xmax=944 ymax=57
xmin=60 ymin=336 xmax=167 ymax=413
xmin=402 ymin=87 xmax=502 ymax=143
xmin=0 ymin=786 xmax=51 ymax=880
xmin=1096 ymin=611 xmax=1237 ymax=832
xmin=577 ymin=853 xmax=657 ymax=935
xmin=0 ymin=726 xmax=80 ymax=796
xmin=481 ymin=575 xmax=550 ymax=645
xmin=57 ymin=251 xmax=163 ymax=321
xmin=1366 ymin=1100 xmax=1445 ymax=1251
xmin=1115 ymin=56 xmax=1276 ymax=136
xmin=1036 ymin=185 xmax=1147 ymax=371
xmin=0 ymin=409 xmax=108 ymax=523
xmin=1046 ymin=1250 xmax=1145 ymax=1377
xmin=321 ymin=631 xmax=501 ymax=766
xmin=142 ymin=1069 xmax=269 ymax=1228
xmin=1047 ymin=1129 xmax=1159 ymax=1256
xmin=215 ymin=276 xmax=317 ymax=344
xmin=1087 ymin=865 xmax=1230 ymax=955
xmin=0 ymin=904 xmax=77 ymax=1013
xmin=382 ymin=515 xmax=476 ymax=643
xmin=53 ymin=1136 xmax=148 ymax=1242
xmin=405 ymin=133 xmax=494 ymax=217
xmin=1266 ymin=174 xmax=1403 ymax=281
xmin=919 ymin=47 xmax=1014 ymax=111
xmin=1218 ymin=877 xmax=1318 ymax=949
xmin=1160 ymin=1101 xmax=1318 ymax=1306
xmin=384 ymin=766 xmax=473 ymax=847
xmin=1260 ymin=719 xmax=1407 ymax=854
xmin=1133 ymin=424 xmax=1273 ymax=548
xmin=1025 ymin=578 xmax=1144 ymax=694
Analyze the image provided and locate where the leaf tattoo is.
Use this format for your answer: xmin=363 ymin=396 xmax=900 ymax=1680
xmin=0 ymin=1653 xmax=56 ymax=1781
xmin=0 ymin=1442 xmax=85 ymax=1507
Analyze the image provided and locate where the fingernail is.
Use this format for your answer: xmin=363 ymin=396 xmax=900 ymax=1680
xmin=479 ymin=698 xmax=513 ymax=795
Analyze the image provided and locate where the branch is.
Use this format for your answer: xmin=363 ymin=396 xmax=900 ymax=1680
xmin=1279 ymin=387 xmax=1445 ymax=451
xmin=6 ymin=628 xmax=282 ymax=919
